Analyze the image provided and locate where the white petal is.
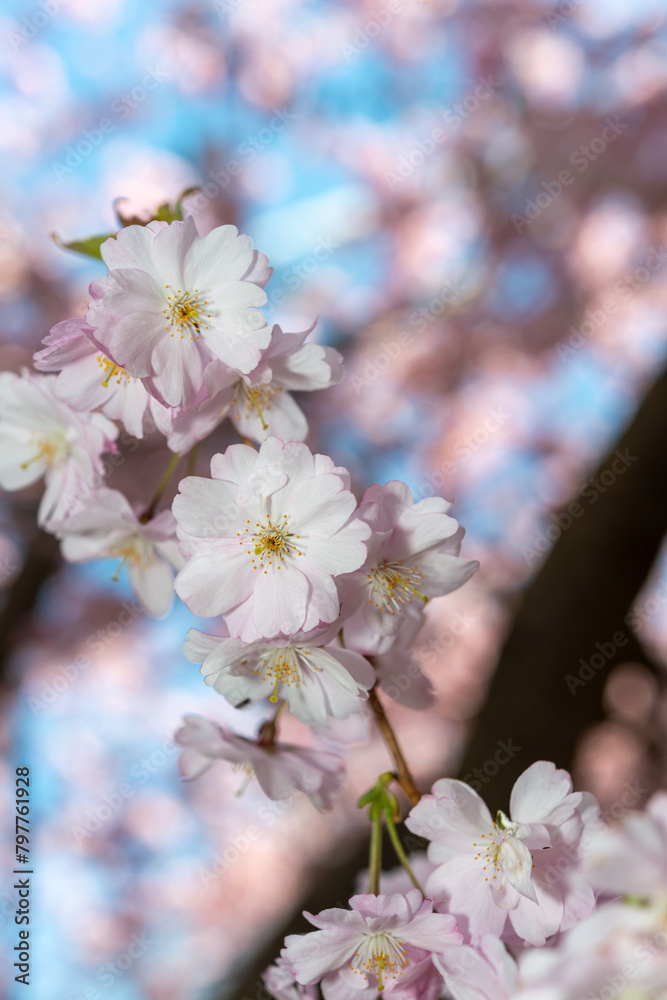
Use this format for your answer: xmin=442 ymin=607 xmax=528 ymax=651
xmin=498 ymin=837 xmax=537 ymax=903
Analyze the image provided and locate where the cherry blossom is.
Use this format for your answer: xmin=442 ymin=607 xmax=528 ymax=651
xmin=436 ymin=901 xmax=667 ymax=1000
xmin=184 ymin=622 xmax=375 ymax=727
xmin=220 ymin=321 xmax=343 ymax=443
xmin=0 ymin=370 xmax=117 ymax=529
xmin=405 ymin=761 xmax=598 ymax=946
xmin=57 ymin=488 xmax=184 ymax=616
xmin=262 ymin=953 xmax=318 ymax=1000
xmin=86 ymin=217 xmax=272 ymax=408
xmin=33 ymin=316 xmax=167 ymax=439
xmin=584 ymin=790 xmax=667 ymax=901
xmin=340 ymin=481 xmax=478 ymax=655
xmin=155 ymin=322 xmax=342 ymax=452
xmin=434 ymin=935 xmax=518 ymax=1000
xmin=175 ymin=714 xmax=345 ymax=811
xmin=172 ymin=438 xmax=370 ymax=642
xmin=515 ymin=899 xmax=667 ymax=1000
xmin=372 ymin=606 xmax=435 ymax=709
xmin=284 ymin=889 xmax=461 ymax=998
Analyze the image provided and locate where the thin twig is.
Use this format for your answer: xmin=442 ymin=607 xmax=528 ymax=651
xmin=368 ymin=686 xmax=421 ymax=806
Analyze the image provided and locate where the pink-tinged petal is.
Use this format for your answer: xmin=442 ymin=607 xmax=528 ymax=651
xmin=250 ymin=565 xmax=310 ymax=639
xmin=174 ymin=548 xmax=255 ymax=618
xmin=251 ymin=755 xmax=297 ymax=801
xmin=203 ymin=310 xmax=270 ymax=374
xmin=498 ymin=838 xmax=537 ymax=903
xmin=101 ymin=266 xmax=166 ymax=316
xmin=379 ymin=662 xmax=435 ymax=710
xmin=210 ymin=443 xmax=259 ymax=484
xmin=236 ymin=465 xmax=288 ymax=512
xmin=107 ymin=312 xmax=165 ymax=377
xmin=150 ymin=334 xmax=205 ymax=408
xmin=242 ymin=248 xmax=273 ymax=289
xmin=323 ymin=647 xmax=376 ymax=691
xmin=400 ymin=911 xmax=462 ymax=950
xmin=506 ymin=875 xmax=563 ymax=946
xmin=509 ymin=761 xmax=576 ymax=826
xmin=100 ymin=224 xmax=162 ymax=275
xmin=258 ymin=438 xmax=314 ymax=484
xmin=303 ymin=528 xmax=370 ymax=576
xmin=34 ymin=317 xmax=97 ymax=370
xmin=0 ymin=426 xmax=46 ymax=489
xmin=233 ymin=389 xmax=308 ymax=445
xmin=416 ymin=551 xmax=480 ymax=597
xmin=288 ymin=475 xmax=357 ymax=537
xmin=298 ymin=568 xmax=342 ymax=629
xmin=127 ymin=556 xmax=175 ymax=617
xmin=391 ymin=508 xmax=461 ymax=562
xmin=285 ymin=927 xmax=362 ymax=985
xmin=173 ymin=477 xmax=242 ymax=538
xmin=558 ymin=872 xmax=595 ymax=932
xmin=183 ymin=628 xmax=228 ymax=663
xmin=183 ymin=225 xmax=254 ymax=288
xmin=151 ymin=216 xmax=198 ymax=288
xmin=175 ymin=715 xmax=244 ymax=779
xmin=434 ymin=937 xmax=517 ymax=1000
xmin=361 ymin=480 xmax=416 ymax=516
xmin=102 ymin=378 xmax=151 ymax=439
xmin=178 ymin=747 xmax=217 ymax=781
xmin=406 ymin=780 xmax=493 ymax=848
xmin=442 ymin=859 xmax=508 ymax=942
xmin=270 ymin=342 xmax=344 ymax=392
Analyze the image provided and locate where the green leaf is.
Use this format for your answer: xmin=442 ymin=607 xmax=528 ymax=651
xmin=51 ymin=232 xmax=116 ymax=261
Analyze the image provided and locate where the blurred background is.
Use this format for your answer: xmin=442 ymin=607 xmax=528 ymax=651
xmin=1 ymin=0 xmax=667 ymax=996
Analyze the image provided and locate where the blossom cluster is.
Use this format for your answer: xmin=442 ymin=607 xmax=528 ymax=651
xmin=0 ymin=206 xmax=476 ymax=804
xmin=3 ymin=203 xmax=655 ymax=1000
xmin=266 ymin=773 xmax=667 ymax=999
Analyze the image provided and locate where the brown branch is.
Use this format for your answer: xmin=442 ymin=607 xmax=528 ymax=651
xmin=368 ymin=686 xmax=421 ymax=807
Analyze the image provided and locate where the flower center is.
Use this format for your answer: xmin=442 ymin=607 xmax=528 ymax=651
xmin=232 ymin=382 xmax=283 ymax=432
xmin=163 ymin=285 xmax=211 ymax=340
xmin=20 ymin=429 xmax=69 ymax=471
xmin=108 ymin=537 xmax=154 ymax=580
xmin=256 ymin=647 xmax=317 ymax=703
xmin=237 ymin=514 xmax=304 ymax=572
xmin=472 ymin=813 xmax=530 ymax=885
xmin=368 ymin=562 xmax=428 ymax=614
xmin=349 ymin=932 xmax=408 ymax=991
xmin=473 ymin=828 xmax=504 ymax=882
xmin=232 ymin=762 xmax=255 ymax=797
xmin=97 ymin=354 xmax=131 ymax=388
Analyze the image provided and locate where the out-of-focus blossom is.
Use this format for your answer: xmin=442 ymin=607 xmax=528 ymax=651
xmin=284 ymin=889 xmax=461 ymax=998
xmin=86 ymin=217 xmax=272 ymax=407
xmin=184 ymin=622 xmax=374 ymax=727
xmin=58 ymin=487 xmax=184 ymax=616
xmin=33 ymin=316 xmax=167 ymax=440
xmin=263 ymin=952 xmax=318 ymax=1000
xmin=0 ymin=370 xmax=117 ymax=529
xmin=437 ymin=900 xmax=667 ymax=1000
xmin=406 ymin=762 xmax=598 ymax=945
xmin=584 ymin=790 xmax=667 ymax=900
xmin=372 ymin=606 xmax=435 ymax=709
xmin=172 ymin=438 xmax=370 ymax=642
xmin=434 ymin=935 xmax=518 ymax=1000
xmin=341 ymin=481 xmax=477 ymax=655
xmin=175 ymin=714 xmax=345 ymax=811
xmin=517 ymin=900 xmax=667 ymax=1000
